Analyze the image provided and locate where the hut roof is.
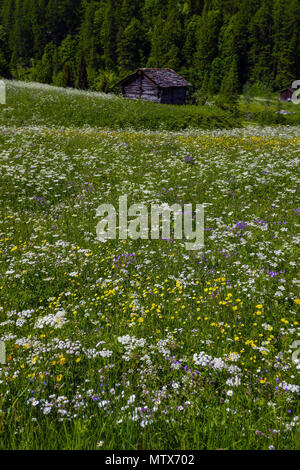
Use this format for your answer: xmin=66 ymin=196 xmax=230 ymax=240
xmin=118 ymin=68 xmax=192 ymax=88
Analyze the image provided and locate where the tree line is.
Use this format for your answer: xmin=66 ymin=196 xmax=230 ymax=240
xmin=0 ymin=0 xmax=299 ymax=94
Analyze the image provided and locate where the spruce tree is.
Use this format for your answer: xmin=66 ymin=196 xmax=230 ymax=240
xmin=117 ymin=17 xmax=145 ymax=73
xmin=75 ymin=53 xmax=88 ymax=89
xmin=196 ymin=72 xmax=209 ymax=105
xmin=101 ymin=0 xmax=118 ymax=70
xmin=217 ymin=57 xmax=240 ymax=113
xmin=62 ymin=62 xmax=74 ymax=88
xmin=249 ymin=0 xmax=273 ymax=85
xmin=273 ymin=0 xmax=300 ymax=89
xmin=194 ymin=8 xmax=221 ymax=83
xmin=208 ymin=57 xmax=225 ymax=95
xmin=220 ymin=57 xmax=240 ymax=99
xmin=34 ymin=41 xmax=56 ymax=83
xmin=0 ymin=0 xmax=299 ymax=92
xmin=0 ymin=24 xmax=9 ymax=76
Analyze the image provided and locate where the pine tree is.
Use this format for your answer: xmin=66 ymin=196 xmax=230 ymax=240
xmin=161 ymin=0 xmax=182 ymax=68
xmin=34 ymin=41 xmax=56 ymax=83
xmin=0 ymin=24 xmax=9 ymax=76
xmin=249 ymin=0 xmax=273 ymax=85
xmin=101 ymin=0 xmax=118 ymax=70
xmin=46 ymin=0 xmax=81 ymax=44
xmin=220 ymin=57 xmax=240 ymax=99
xmin=0 ymin=0 xmax=299 ymax=92
xmin=61 ymin=62 xmax=74 ymax=88
xmin=196 ymin=71 xmax=209 ymax=104
xmin=183 ymin=15 xmax=200 ymax=69
xmin=218 ymin=16 xmax=238 ymax=80
xmin=208 ymin=57 xmax=225 ymax=95
xmin=1 ymin=0 xmax=15 ymax=40
xmin=30 ymin=0 xmax=48 ymax=57
xmin=10 ymin=0 xmax=25 ymax=65
xmin=117 ymin=17 xmax=145 ymax=73
xmin=75 ymin=53 xmax=88 ymax=89
xmin=273 ymin=0 xmax=300 ymax=89
xmin=147 ymin=14 xmax=165 ymax=67
xmin=194 ymin=8 xmax=221 ymax=83
xmin=216 ymin=56 xmax=240 ymax=113
xmin=95 ymin=69 xmax=118 ymax=93
xmin=58 ymin=34 xmax=77 ymax=68
xmin=78 ymin=1 xmax=104 ymax=86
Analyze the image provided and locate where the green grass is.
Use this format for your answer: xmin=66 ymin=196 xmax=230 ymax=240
xmin=239 ymin=93 xmax=300 ymax=126
xmin=0 ymin=80 xmax=240 ymax=131
xmin=0 ymin=81 xmax=299 ymax=450
xmin=2 ymin=80 xmax=300 ymax=132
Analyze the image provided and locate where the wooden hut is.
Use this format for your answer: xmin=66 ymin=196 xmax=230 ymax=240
xmin=118 ymin=68 xmax=192 ymax=105
xmin=280 ymin=87 xmax=295 ymax=101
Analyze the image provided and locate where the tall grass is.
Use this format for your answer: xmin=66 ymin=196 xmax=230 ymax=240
xmin=1 ymin=80 xmax=240 ymax=131
xmin=0 ymin=82 xmax=299 ymax=450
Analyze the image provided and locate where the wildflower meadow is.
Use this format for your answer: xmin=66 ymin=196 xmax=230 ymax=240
xmin=0 ymin=81 xmax=299 ymax=450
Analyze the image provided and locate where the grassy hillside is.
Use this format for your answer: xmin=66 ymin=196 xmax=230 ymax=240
xmin=0 ymin=82 xmax=299 ymax=450
xmin=0 ymin=81 xmax=241 ymax=131
xmin=2 ymin=80 xmax=300 ymax=132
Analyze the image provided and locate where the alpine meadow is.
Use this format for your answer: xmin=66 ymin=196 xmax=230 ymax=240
xmin=0 ymin=0 xmax=300 ymax=453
